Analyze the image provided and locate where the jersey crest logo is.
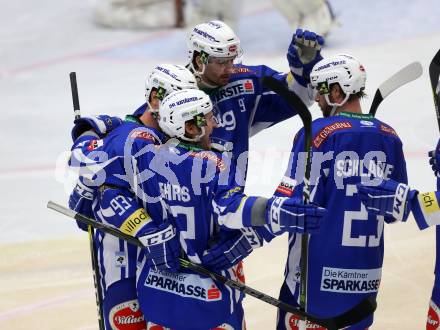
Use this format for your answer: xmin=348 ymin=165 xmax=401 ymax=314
xmin=232 ymin=67 xmax=254 ymax=74
xmin=130 ymin=130 xmax=157 ymax=142
xmin=312 ymin=122 xmax=352 ymax=148
xmin=379 ymin=124 xmax=398 ymax=136
xmin=188 ymin=150 xmax=226 ymax=171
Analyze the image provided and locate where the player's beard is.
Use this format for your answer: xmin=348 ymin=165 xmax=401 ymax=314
xmin=321 ymin=104 xmax=333 ymax=118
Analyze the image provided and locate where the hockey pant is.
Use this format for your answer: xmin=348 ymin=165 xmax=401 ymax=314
xmin=103 ymin=278 xmax=146 ymax=330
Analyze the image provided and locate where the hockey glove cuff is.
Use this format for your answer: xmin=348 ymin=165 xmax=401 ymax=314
xmin=265 ymin=196 xmax=326 ymax=235
xmin=140 ymin=223 xmax=180 ymax=272
xmin=71 ymin=115 xmax=122 ymax=141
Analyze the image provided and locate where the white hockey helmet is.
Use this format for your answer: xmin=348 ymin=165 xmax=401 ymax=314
xmin=158 ymin=89 xmax=213 ymax=142
xmin=187 ymin=20 xmax=242 ymax=67
xmin=310 ymin=54 xmax=366 ymax=107
xmin=145 ymin=64 xmax=197 ymax=106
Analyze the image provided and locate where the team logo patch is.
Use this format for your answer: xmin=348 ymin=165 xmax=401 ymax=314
xmin=115 ymin=251 xmax=126 ymax=268
xmin=232 ymin=261 xmax=245 ymax=284
xmin=109 ymin=299 xmax=146 ymax=330
xmin=188 ymin=150 xmax=226 ymax=171
xmin=276 ymin=176 xmax=297 ymax=197
xmin=233 ymin=67 xmax=254 ymax=74
xmin=213 ymin=323 xmax=234 ymax=330
xmin=285 ymin=313 xmax=325 ymax=330
xmin=427 ymin=299 xmax=440 ymax=330
xmin=145 ymin=269 xmax=222 ymax=302
xmin=87 ymin=139 xmax=103 ymax=151
xmin=130 ymin=130 xmax=157 ymax=142
xmin=379 ymin=124 xmax=398 ymax=136
xmin=313 ymin=122 xmax=352 ymax=148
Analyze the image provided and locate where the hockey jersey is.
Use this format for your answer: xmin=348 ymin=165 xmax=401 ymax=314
xmin=131 ymin=138 xmax=273 ymax=329
xmin=276 ymin=112 xmax=407 ymax=329
xmin=69 ymin=117 xmax=166 ymax=296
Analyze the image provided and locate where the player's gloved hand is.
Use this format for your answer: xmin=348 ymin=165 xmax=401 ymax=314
xmin=68 ymin=177 xmax=95 ymax=232
xmin=200 ymin=228 xmax=263 ymax=271
xmin=357 ymin=179 xmax=418 ymax=223
xmin=71 ymin=115 xmax=122 ymax=141
xmin=287 ymin=29 xmax=324 ymax=87
xmin=428 ymin=138 xmax=440 ymax=177
xmin=140 ymin=222 xmax=180 ymax=272
xmin=265 ymin=196 xmax=326 ymax=235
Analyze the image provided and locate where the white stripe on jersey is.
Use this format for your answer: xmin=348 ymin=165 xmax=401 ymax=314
xmin=285 ymin=233 xmax=302 ymax=302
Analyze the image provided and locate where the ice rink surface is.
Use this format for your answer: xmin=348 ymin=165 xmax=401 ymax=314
xmin=1 ymin=0 xmax=440 ymax=328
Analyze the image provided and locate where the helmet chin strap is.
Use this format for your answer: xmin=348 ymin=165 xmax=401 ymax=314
xmin=324 ymin=93 xmax=350 ymax=116
xmin=181 ymin=126 xmax=206 ymax=143
xmin=189 ymin=60 xmax=219 ymax=90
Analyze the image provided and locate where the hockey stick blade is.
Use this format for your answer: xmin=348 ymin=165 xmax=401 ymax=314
xmin=429 ymin=49 xmax=440 ymax=130
xmin=47 ymin=201 xmax=376 ymax=329
xmin=369 ymin=62 xmax=423 ymax=116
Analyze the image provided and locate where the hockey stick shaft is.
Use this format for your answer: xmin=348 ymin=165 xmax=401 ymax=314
xmin=262 ymin=76 xmax=312 ymax=314
xmin=69 ymin=72 xmax=81 ymax=120
xmin=369 ymin=62 xmax=423 ymax=116
xmin=69 ymin=72 xmax=105 ymax=330
xmin=47 ymin=200 xmax=374 ymax=330
xmin=429 ymin=49 xmax=440 ymax=130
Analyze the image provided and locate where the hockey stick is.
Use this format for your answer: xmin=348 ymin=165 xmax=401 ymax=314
xmin=261 ymin=76 xmax=312 ymax=316
xmin=69 ymin=72 xmax=105 ymax=330
xmin=429 ymin=49 xmax=440 ymax=130
xmin=261 ymin=76 xmax=377 ymax=328
xmin=47 ymin=200 xmax=375 ymax=330
xmin=369 ymin=61 xmax=423 ymax=116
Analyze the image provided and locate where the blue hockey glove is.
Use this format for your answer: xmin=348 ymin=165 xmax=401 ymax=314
xmin=200 ymin=228 xmax=263 ymax=271
xmin=265 ymin=196 xmax=326 ymax=235
xmin=71 ymin=115 xmax=122 ymax=141
xmin=68 ymin=177 xmax=95 ymax=232
xmin=428 ymin=138 xmax=440 ymax=177
xmin=140 ymin=222 xmax=181 ymax=272
xmin=357 ymin=180 xmax=418 ymax=223
xmin=287 ymin=29 xmax=324 ymax=87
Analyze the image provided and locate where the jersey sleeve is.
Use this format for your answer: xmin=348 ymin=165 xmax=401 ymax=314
xmin=411 ymin=191 xmax=440 ymax=229
xmin=94 ymin=186 xmax=158 ymax=238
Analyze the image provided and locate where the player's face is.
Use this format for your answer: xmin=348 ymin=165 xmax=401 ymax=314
xmin=202 ymin=56 xmax=235 ymax=86
xmin=149 ymin=90 xmax=160 ymax=110
xmin=315 ymin=92 xmax=333 ymax=118
xmin=200 ymin=111 xmax=218 ymax=149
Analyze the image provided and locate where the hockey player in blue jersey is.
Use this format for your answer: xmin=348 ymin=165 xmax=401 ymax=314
xmin=185 ymin=20 xmax=324 ymax=166
xmin=273 ymin=54 xmax=408 ymax=329
xmin=357 ymin=139 xmax=440 ymax=330
xmin=115 ymin=88 xmax=326 ymax=329
xmin=68 ymin=64 xmax=200 ymax=330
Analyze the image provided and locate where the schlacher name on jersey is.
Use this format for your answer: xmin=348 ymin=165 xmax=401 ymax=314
xmin=145 ymin=269 xmax=222 ymax=302
xmin=320 ymin=267 xmax=381 ymax=293
xmin=212 ymin=79 xmax=254 ymax=104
